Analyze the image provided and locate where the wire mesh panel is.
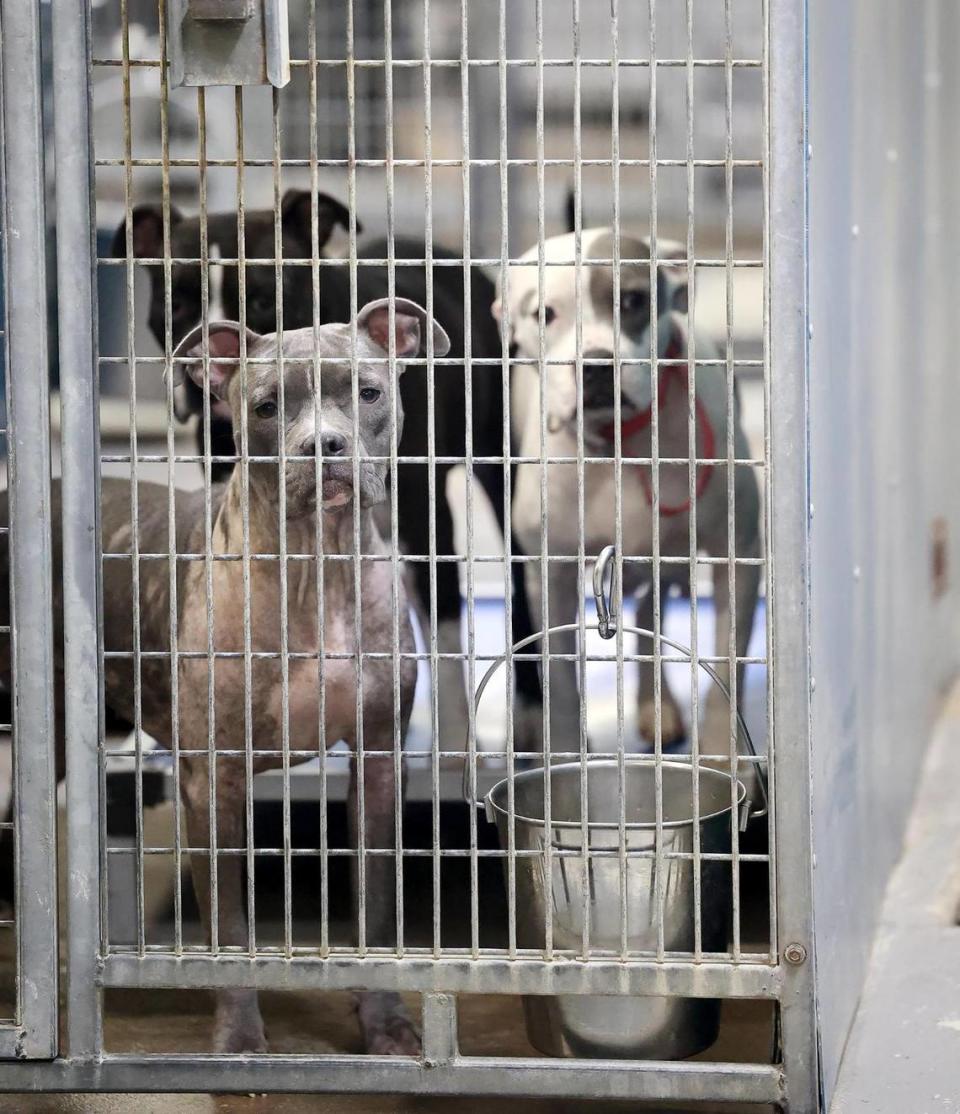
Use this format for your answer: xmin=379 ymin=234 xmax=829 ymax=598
xmin=25 ymin=0 xmax=815 ymax=1106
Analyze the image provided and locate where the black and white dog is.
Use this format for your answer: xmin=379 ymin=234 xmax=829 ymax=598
xmin=496 ymin=229 xmax=760 ymax=757
xmin=113 ymin=189 xmax=539 ymax=755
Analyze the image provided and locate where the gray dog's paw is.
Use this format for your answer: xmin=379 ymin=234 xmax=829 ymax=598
xmin=365 ymin=1014 xmax=422 ymax=1057
xmin=356 ymin=990 xmax=421 ymax=1056
xmin=213 ymin=990 xmax=268 ymax=1054
xmin=213 ymin=1025 xmax=269 ymax=1055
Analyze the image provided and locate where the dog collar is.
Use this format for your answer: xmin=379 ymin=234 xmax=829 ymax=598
xmin=599 ymin=324 xmax=717 ymax=517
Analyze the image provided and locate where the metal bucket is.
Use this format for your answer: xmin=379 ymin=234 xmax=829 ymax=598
xmin=485 ymin=760 xmax=747 ymax=1059
xmin=466 ymin=547 xmax=767 ymax=1060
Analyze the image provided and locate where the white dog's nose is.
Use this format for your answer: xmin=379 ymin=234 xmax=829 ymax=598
xmin=582 ymin=347 xmax=617 ymax=407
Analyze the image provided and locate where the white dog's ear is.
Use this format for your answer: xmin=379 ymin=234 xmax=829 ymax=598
xmin=357 ymin=296 xmax=451 ymax=364
xmin=651 ymin=239 xmax=689 ymax=317
xmin=491 ymin=294 xmax=517 ymax=349
xmin=173 ymin=321 xmax=262 ymax=407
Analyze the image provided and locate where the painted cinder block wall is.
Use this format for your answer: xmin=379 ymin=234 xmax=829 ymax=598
xmin=808 ymin=0 xmax=960 ymax=1101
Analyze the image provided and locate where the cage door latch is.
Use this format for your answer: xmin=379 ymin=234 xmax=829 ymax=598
xmin=170 ymin=0 xmax=290 ymax=88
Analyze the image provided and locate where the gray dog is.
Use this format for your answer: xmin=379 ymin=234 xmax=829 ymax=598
xmin=0 ymin=296 xmax=450 ymax=1055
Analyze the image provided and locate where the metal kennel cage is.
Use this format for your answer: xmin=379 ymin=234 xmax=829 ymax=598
xmin=0 ymin=0 xmax=817 ymax=1109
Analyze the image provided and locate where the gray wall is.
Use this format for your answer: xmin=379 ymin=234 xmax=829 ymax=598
xmin=808 ymin=0 xmax=960 ymax=1101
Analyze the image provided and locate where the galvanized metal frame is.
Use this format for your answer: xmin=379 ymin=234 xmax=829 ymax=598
xmin=0 ymin=0 xmax=818 ymax=1108
xmin=51 ymin=0 xmax=105 ymax=1061
xmin=766 ymin=0 xmax=819 ymax=1110
xmin=0 ymin=0 xmax=60 ymax=1062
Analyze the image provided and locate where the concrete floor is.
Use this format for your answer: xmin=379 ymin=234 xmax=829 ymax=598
xmin=829 ymin=683 xmax=960 ymax=1113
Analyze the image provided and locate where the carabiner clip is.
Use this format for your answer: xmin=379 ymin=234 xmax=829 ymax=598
xmin=593 ymin=544 xmax=617 ymax=639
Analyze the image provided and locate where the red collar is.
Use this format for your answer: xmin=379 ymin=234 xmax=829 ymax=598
xmin=598 ymin=326 xmax=716 ymax=517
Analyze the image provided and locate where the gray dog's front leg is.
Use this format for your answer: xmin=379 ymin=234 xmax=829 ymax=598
xmin=348 ymin=749 xmax=419 ymax=1055
xmin=182 ymin=756 xmax=268 ymax=1054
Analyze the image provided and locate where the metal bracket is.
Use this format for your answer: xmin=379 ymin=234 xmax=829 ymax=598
xmin=169 ymin=0 xmax=290 ymax=88
xmin=189 ymin=0 xmax=254 ymax=20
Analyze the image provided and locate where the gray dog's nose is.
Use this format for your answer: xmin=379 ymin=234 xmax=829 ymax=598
xmin=320 ymin=432 xmax=347 ymax=456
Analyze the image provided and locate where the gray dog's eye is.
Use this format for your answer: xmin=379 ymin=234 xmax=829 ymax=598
xmin=359 ymin=387 xmax=381 ymax=403
xmin=255 ymin=400 xmax=278 ymax=419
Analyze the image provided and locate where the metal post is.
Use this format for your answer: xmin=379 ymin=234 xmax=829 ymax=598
xmin=766 ymin=0 xmax=820 ymax=1110
xmin=0 ymin=0 xmax=59 ymax=1061
xmin=51 ymin=0 xmax=105 ymax=1059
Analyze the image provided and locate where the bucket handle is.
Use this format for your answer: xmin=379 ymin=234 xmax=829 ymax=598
xmin=462 ymin=545 xmax=768 ymax=822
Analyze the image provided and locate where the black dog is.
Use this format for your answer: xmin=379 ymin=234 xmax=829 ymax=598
xmin=112 ymin=188 xmax=540 ymax=756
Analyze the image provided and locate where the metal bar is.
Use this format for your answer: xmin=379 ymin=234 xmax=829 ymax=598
xmin=192 ymin=86 xmax=220 ymax=955
xmin=422 ymin=0 xmax=442 ymax=964
xmin=421 ymin=993 xmax=458 ymax=1066
xmin=104 ymin=844 xmax=770 ymax=863
xmin=97 ymin=652 xmax=768 ymax=668
xmin=93 ymin=156 xmax=766 ymax=171
xmin=92 ymin=55 xmax=767 ymax=70
xmin=345 ymin=0 xmax=368 ymax=959
xmin=382 ymin=0 xmax=404 ymax=962
xmin=3 ymin=0 xmax=58 ymax=1060
xmin=495 ymin=0 xmax=518 ymax=964
xmin=100 ymin=952 xmax=781 ymax=997
xmin=647 ymin=0 xmax=666 ymax=966
xmin=271 ymin=81 xmax=294 ymax=963
xmin=119 ymin=0 xmax=147 ymax=964
xmin=609 ymin=0 xmax=629 ymax=966
xmin=533 ymin=0 xmax=552 ymax=964
xmin=460 ymin=0 xmax=480 ymax=966
xmin=0 ymin=1055 xmax=785 ymax=1103
xmin=305 ymin=0 xmax=329 ymax=961
xmin=684 ymin=0 xmax=704 ymax=966
xmin=724 ymin=0 xmax=743 ymax=967
xmin=571 ymin=0 xmax=590 ymax=968
xmin=99 ymin=453 xmax=769 ymax=468
xmin=157 ymin=0 xmax=184 ymax=960
xmin=98 ymin=255 xmax=767 ymax=269
xmin=235 ymin=86 xmax=256 ymax=960
xmin=767 ymin=0 xmax=820 ymax=1109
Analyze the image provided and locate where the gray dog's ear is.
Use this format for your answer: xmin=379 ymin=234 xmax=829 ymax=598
xmin=172 ymin=321 xmax=261 ymax=406
xmin=357 ymin=297 xmax=452 ymax=362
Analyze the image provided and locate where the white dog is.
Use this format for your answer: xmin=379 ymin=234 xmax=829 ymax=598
xmin=495 ymin=229 xmax=760 ymax=756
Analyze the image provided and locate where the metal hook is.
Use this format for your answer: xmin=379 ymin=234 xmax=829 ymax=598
xmin=593 ymin=544 xmax=617 ymax=639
